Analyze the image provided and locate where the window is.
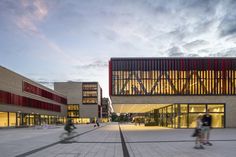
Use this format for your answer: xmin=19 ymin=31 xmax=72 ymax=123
xmin=0 ymin=112 xmax=8 ymax=127
xmin=82 ymin=98 xmax=97 ymax=104
xmin=189 ymin=104 xmax=206 ymax=113
xmin=207 ymin=104 xmax=224 ymax=112
xmin=9 ymin=112 xmax=16 ymax=126
xmin=82 ymin=83 xmax=98 ymax=104
xmin=146 ymin=103 xmax=225 ymax=128
xmin=23 ymin=81 xmax=67 ymax=104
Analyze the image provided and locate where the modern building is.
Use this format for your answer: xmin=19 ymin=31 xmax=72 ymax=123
xmin=109 ymin=58 xmax=236 ymax=128
xmin=101 ymin=98 xmax=111 ymax=122
xmin=0 ymin=66 xmax=67 ymax=127
xmin=54 ymin=82 xmax=102 ymax=124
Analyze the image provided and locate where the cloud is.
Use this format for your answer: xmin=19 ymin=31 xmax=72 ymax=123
xmin=210 ymin=47 xmax=236 ymax=57
xmin=14 ymin=0 xmax=48 ymax=35
xmin=75 ymin=60 xmax=108 ymax=69
xmin=218 ymin=0 xmax=236 ymax=37
xmin=219 ymin=16 xmax=236 ymax=37
xmin=183 ymin=40 xmax=209 ymax=50
xmin=166 ymin=46 xmax=200 ymax=57
xmin=166 ymin=46 xmax=185 ymax=57
xmin=0 ymin=0 xmax=81 ymax=65
xmin=16 ymin=16 xmax=38 ymax=34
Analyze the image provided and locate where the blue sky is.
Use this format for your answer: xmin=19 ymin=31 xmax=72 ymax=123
xmin=0 ymin=0 xmax=236 ymax=97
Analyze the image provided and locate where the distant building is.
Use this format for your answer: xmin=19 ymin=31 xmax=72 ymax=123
xmin=54 ymin=82 xmax=102 ymax=124
xmin=101 ymin=98 xmax=111 ymax=122
xmin=0 ymin=66 xmax=67 ymax=127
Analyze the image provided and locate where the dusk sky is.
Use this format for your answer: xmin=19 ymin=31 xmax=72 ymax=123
xmin=1 ymin=0 xmax=236 ymax=97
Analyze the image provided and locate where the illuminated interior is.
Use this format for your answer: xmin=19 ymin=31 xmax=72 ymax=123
xmin=67 ymin=104 xmax=92 ymax=124
xmin=113 ymin=104 xmax=170 ymax=113
xmin=0 ymin=111 xmax=66 ymax=127
xmin=110 ymin=58 xmax=236 ymax=95
xmin=82 ymin=83 xmax=98 ymax=104
xmin=109 ymin=58 xmax=230 ymax=128
xmin=145 ymin=103 xmax=224 ymax=128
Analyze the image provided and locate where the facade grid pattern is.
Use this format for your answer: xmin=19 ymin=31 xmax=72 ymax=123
xmin=109 ymin=58 xmax=236 ymax=96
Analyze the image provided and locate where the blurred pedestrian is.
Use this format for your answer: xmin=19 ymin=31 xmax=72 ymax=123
xmin=202 ymin=109 xmax=213 ymax=146
xmin=193 ymin=115 xmax=204 ymax=149
xmin=96 ymin=119 xmax=100 ymax=127
xmin=64 ymin=119 xmax=76 ymax=135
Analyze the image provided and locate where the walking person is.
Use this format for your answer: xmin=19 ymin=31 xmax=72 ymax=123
xmin=202 ymin=109 xmax=213 ymax=146
xmin=193 ymin=115 xmax=204 ymax=149
xmin=96 ymin=119 xmax=100 ymax=127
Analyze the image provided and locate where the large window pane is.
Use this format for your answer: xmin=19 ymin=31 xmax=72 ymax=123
xmin=180 ymin=104 xmax=188 ymax=113
xmin=9 ymin=112 xmax=16 ymax=126
xmin=189 ymin=104 xmax=206 ymax=112
xmin=0 ymin=112 xmax=8 ymax=127
xmin=208 ymin=104 xmax=224 ymax=112
xmin=189 ymin=113 xmax=199 ymax=128
xmin=29 ymin=114 xmax=34 ymax=126
xmin=180 ymin=113 xmax=187 ymax=128
xmin=211 ymin=113 xmax=224 ymax=128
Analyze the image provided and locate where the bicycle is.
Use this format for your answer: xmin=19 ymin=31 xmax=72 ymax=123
xmin=59 ymin=127 xmax=77 ymax=141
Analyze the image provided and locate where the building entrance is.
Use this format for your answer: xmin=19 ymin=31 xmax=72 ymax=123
xmin=145 ymin=103 xmax=225 ymax=128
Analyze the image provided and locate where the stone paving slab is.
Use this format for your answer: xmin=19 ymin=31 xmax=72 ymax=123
xmin=121 ymin=124 xmax=236 ymax=157
xmin=0 ymin=124 xmax=109 ymax=157
xmin=26 ymin=124 xmax=122 ymax=157
xmin=1 ymin=123 xmax=236 ymax=157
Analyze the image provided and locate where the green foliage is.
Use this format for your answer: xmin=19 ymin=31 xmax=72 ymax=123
xmin=144 ymin=122 xmax=158 ymax=126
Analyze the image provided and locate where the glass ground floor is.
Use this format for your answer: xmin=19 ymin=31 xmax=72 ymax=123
xmin=68 ymin=117 xmax=91 ymax=124
xmin=145 ymin=103 xmax=225 ymax=128
xmin=0 ymin=111 xmax=66 ymax=127
xmin=68 ymin=117 xmax=108 ymax=124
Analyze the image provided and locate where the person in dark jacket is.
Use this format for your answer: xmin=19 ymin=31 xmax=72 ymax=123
xmin=201 ymin=110 xmax=213 ymax=146
xmin=96 ymin=119 xmax=100 ymax=127
xmin=64 ymin=119 xmax=76 ymax=134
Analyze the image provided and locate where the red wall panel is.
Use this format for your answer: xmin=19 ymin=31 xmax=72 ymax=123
xmin=0 ymin=90 xmax=61 ymax=112
xmin=23 ymin=81 xmax=67 ymax=104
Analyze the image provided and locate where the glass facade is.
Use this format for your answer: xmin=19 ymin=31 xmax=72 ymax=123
xmin=145 ymin=103 xmax=225 ymax=128
xmin=109 ymin=58 xmax=236 ymax=96
xmin=0 ymin=111 xmax=66 ymax=127
xmin=67 ymin=104 xmax=91 ymax=124
xmin=82 ymin=83 xmax=98 ymax=104
xmin=0 ymin=112 xmax=8 ymax=127
xmin=67 ymin=104 xmax=80 ymax=118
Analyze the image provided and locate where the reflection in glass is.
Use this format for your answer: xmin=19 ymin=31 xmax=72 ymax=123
xmin=189 ymin=114 xmax=199 ymax=128
xmin=180 ymin=113 xmax=187 ymax=128
xmin=189 ymin=104 xmax=206 ymax=112
xmin=211 ymin=113 xmax=224 ymax=128
xmin=180 ymin=104 xmax=188 ymax=113
xmin=208 ymin=104 xmax=224 ymax=112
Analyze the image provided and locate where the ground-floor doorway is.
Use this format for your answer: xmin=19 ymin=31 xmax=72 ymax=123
xmin=145 ymin=103 xmax=225 ymax=128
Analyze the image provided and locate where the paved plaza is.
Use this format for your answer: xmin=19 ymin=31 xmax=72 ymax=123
xmin=0 ymin=123 xmax=236 ymax=157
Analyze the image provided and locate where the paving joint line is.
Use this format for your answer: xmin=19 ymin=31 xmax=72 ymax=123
xmin=119 ymin=123 xmax=130 ymax=157
xmin=60 ymin=139 xmax=236 ymax=144
xmin=125 ymin=139 xmax=236 ymax=143
xmin=15 ymin=125 xmax=107 ymax=157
